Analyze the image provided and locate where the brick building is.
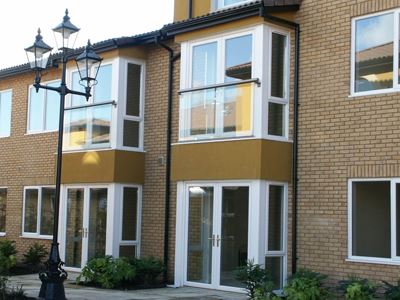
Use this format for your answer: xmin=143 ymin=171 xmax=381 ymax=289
xmin=0 ymin=0 xmax=398 ymax=294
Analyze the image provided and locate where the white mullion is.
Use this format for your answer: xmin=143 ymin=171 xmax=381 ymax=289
xmin=394 ymin=12 xmax=399 ymax=88
xmin=391 ymin=180 xmax=398 ymax=259
xmin=348 ymin=180 xmax=353 ymax=259
xmin=37 ymin=188 xmax=42 ymax=235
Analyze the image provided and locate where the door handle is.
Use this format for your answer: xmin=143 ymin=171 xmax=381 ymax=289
xmin=82 ymin=228 xmax=88 ymax=239
xmin=208 ymin=234 xmax=215 ymax=247
xmin=216 ymin=235 xmax=221 ymax=247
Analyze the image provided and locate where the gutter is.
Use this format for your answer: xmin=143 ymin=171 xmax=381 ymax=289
xmin=261 ymin=8 xmax=300 ymax=275
xmin=157 ymin=39 xmax=181 ymax=284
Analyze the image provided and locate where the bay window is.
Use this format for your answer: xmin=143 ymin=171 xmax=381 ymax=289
xmin=63 ymin=58 xmax=145 ymax=151
xmin=351 ymin=10 xmax=400 ymax=95
xmin=215 ymin=0 xmax=252 ymax=10
xmin=349 ymin=179 xmax=400 ymax=263
xmin=179 ymin=25 xmax=290 ymax=142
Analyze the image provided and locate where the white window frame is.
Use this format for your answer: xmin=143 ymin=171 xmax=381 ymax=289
xmin=116 ymin=58 xmax=146 ymax=151
xmin=26 ymin=79 xmax=61 ymax=134
xmin=264 ymin=182 xmax=288 ymax=290
xmin=214 ymin=0 xmax=253 ymax=10
xmin=117 ymin=184 xmax=142 ymax=258
xmin=180 ymin=26 xmax=264 ymax=142
xmin=0 ymin=187 xmax=7 ymax=236
xmin=347 ymin=178 xmax=400 ymax=265
xmin=0 ymin=89 xmax=12 ymax=138
xmin=350 ymin=9 xmax=400 ymax=97
xmin=266 ymin=28 xmax=290 ymax=140
xmin=22 ymin=186 xmax=55 ymax=239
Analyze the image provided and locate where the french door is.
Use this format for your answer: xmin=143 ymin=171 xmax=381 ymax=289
xmin=62 ymin=186 xmax=108 ymax=270
xmin=184 ymin=183 xmax=250 ymax=291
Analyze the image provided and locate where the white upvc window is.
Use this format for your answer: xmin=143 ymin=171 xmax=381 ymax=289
xmin=265 ymin=182 xmax=288 ymax=290
xmin=179 ymin=24 xmax=290 ymax=143
xmin=351 ymin=9 xmax=400 ymax=96
xmin=214 ymin=0 xmax=253 ymax=10
xmin=27 ymin=80 xmax=61 ymax=134
xmin=0 ymin=89 xmax=12 ymax=138
xmin=64 ymin=58 xmax=145 ymax=152
xmin=348 ymin=178 xmax=400 ymax=265
xmin=22 ymin=186 xmax=55 ymax=238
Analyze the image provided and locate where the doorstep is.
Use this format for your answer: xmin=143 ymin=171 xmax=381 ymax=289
xmin=8 ymin=274 xmax=247 ymax=299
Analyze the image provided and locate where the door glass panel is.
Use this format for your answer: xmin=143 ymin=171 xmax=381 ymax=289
xmin=265 ymin=256 xmax=283 ymax=289
xmin=225 ymin=35 xmax=252 ymax=82
xmin=65 ymin=188 xmax=84 ymax=268
xmin=268 ymin=186 xmax=283 ymax=251
xmin=88 ymin=188 xmax=108 ymax=260
xmin=220 ymin=186 xmax=249 ymax=287
xmin=187 ymin=186 xmax=214 ymax=284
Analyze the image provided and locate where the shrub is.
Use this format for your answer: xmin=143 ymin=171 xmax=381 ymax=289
xmin=284 ymin=269 xmax=331 ymax=300
xmin=0 ymin=276 xmax=26 ymax=299
xmin=383 ymin=280 xmax=400 ymax=300
xmin=0 ymin=241 xmax=17 ymax=275
xmin=131 ymin=256 xmax=164 ymax=286
xmin=253 ymin=281 xmax=281 ymax=300
xmin=339 ymin=276 xmax=377 ymax=300
xmin=77 ymin=256 xmax=135 ymax=289
xmin=235 ymin=260 xmax=274 ymax=299
xmin=23 ymin=243 xmax=48 ymax=272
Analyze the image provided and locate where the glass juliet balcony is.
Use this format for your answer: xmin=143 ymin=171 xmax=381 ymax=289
xmin=63 ymin=102 xmax=113 ymax=150
xmin=179 ymin=79 xmax=258 ymax=141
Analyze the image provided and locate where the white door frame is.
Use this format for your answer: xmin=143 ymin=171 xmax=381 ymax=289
xmin=59 ymin=184 xmax=113 ymax=271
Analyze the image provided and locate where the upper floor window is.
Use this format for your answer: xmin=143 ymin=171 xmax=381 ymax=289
xmin=215 ymin=0 xmax=252 ymax=10
xmin=0 ymin=90 xmax=12 ymax=138
xmin=63 ymin=59 xmax=145 ymax=151
xmin=351 ymin=11 xmax=400 ymax=96
xmin=27 ymin=80 xmax=60 ymax=134
xmin=179 ymin=25 xmax=290 ymax=142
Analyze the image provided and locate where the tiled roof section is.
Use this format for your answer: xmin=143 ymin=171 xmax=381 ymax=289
xmin=264 ymin=0 xmax=302 ymax=6
xmin=0 ymin=30 xmax=160 ymax=79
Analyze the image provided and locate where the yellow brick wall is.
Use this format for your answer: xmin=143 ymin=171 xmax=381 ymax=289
xmin=296 ymin=0 xmax=400 ymax=283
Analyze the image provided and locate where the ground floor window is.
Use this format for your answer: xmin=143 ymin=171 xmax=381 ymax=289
xmin=349 ymin=179 xmax=400 ymax=263
xmin=175 ymin=180 xmax=287 ymax=291
xmin=22 ymin=186 xmax=55 ymax=237
xmin=59 ymin=184 xmax=141 ymax=269
xmin=0 ymin=188 xmax=6 ymax=234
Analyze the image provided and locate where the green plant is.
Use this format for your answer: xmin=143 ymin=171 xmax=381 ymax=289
xmin=130 ymin=256 xmax=164 ymax=286
xmin=284 ymin=269 xmax=331 ymax=300
xmin=23 ymin=243 xmax=48 ymax=272
xmin=384 ymin=280 xmax=400 ymax=299
xmin=235 ymin=260 xmax=273 ymax=299
xmin=339 ymin=276 xmax=377 ymax=300
xmin=77 ymin=256 xmax=135 ymax=289
xmin=0 ymin=276 xmax=25 ymax=299
xmin=253 ymin=281 xmax=281 ymax=300
xmin=0 ymin=241 xmax=17 ymax=275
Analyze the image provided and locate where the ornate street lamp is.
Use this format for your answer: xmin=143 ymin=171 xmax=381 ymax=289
xmin=25 ymin=9 xmax=102 ymax=300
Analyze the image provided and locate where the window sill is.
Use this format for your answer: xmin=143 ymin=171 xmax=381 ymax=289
xmin=25 ymin=130 xmax=58 ymax=136
xmin=20 ymin=234 xmax=53 ymax=240
xmin=0 ymin=135 xmax=10 ymax=139
xmin=346 ymin=257 xmax=400 ymax=266
xmin=349 ymin=88 xmax=400 ymax=98
xmin=173 ymin=136 xmax=257 ymax=145
xmin=0 ymin=233 xmax=6 ymax=237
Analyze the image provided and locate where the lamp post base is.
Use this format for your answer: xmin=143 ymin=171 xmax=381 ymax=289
xmin=38 ymin=243 xmax=68 ymax=300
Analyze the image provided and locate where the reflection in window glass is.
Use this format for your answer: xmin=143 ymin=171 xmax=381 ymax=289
xmin=0 ymin=189 xmax=6 ymax=233
xmin=268 ymin=102 xmax=285 ymax=136
xmin=192 ymin=42 xmax=217 ymax=87
xmin=126 ymin=64 xmax=141 ymax=117
xmin=71 ymin=71 xmax=86 ymax=107
xmin=225 ymin=35 xmax=252 ymax=82
xmin=355 ymin=13 xmax=394 ymax=92
xmin=223 ymin=84 xmax=252 ymax=133
xmin=24 ymin=189 xmax=38 ymax=233
xmin=0 ymin=91 xmax=11 ymax=137
xmin=40 ymin=188 xmax=54 ymax=236
xmin=92 ymin=105 xmax=111 ymax=145
xmin=188 ymin=90 xmax=216 ymax=136
xmin=65 ymin=109 xmax=87 ymax=147
xmin=94 ymin=65 xmax=112 ymax=102
xmin=271 ymin=33 xmax=286 ymax=98
xmin=352 ymin=181 xmax=390 ymax=258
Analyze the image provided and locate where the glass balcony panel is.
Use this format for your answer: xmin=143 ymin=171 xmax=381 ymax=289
xmin=64 ymin=103 xmax=112 ymax=150
xmin=180 ymin=82 xmax=253 ymax=140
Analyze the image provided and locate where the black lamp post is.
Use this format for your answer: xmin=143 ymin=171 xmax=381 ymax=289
xmin=25 ymin=9 xmax=102 ymax=300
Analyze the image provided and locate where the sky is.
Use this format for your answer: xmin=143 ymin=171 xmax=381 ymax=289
xmin=0 ymin=0 xmax=174 ymax=69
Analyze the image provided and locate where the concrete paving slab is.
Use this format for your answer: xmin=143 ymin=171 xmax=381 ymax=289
xmin=8 ymin=274 xmax=247 ymax=300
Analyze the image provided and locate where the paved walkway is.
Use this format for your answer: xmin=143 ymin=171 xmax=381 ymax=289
xmin=8 ymin=274 xmax=247 ymax=300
